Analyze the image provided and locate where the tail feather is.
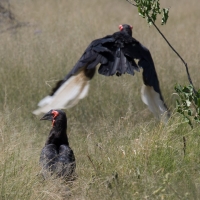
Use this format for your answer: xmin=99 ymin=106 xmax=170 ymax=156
xmin=126 ymin=59 xmax=135 ymax=75
xmin=110 ymin=48 xmax=121 ymax=75
xmin=98 ymin=60 xmax=114 ymax=76
xmin=117 ymin=51 xmax=127 ymax=74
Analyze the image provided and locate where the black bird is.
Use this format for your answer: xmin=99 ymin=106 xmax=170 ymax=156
xmin=39 ymin=109 xmax=76 ymax=180
xmin=33 ymin=24 xmax=169 ymax=122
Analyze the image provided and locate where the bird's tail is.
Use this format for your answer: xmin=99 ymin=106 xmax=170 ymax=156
xmin=98 ymin=48 xmax=139 ymax=76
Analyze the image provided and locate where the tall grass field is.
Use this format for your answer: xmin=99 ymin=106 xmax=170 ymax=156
xmin=0 ymin=0 xmax=200 ymax=199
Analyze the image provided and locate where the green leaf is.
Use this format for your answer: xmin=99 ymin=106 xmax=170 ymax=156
xmin=161 ymin=8 xmax=169 ymax=25
xmin=134 ymin=0 xmax=169 ymax=25
xmin=187 ymin=109 xmax=192 ymax=116
xmin=197 ymin=98 xmax=200 ymax=107
xmin=174 ymin=83 xmax=200 ymax=128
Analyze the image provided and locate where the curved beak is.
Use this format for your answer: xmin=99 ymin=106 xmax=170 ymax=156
xmin=40 ymin=112 xmax=53 ymax=121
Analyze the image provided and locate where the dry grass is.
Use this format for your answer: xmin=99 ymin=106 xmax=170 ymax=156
xmin=0 ymin=0 xmax=200 ymax=199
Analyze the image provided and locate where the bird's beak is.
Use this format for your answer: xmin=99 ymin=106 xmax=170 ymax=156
xmin=40 ymin=113 xmax=53 ymax=121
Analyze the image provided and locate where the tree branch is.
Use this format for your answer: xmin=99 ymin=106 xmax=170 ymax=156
xmin=183 ymin=136 xmax=186 ymax=156
xmin=149 ymin=19 xmax=196 ymax=93
xmin=126 ymin=0 xmax=197 ymax=93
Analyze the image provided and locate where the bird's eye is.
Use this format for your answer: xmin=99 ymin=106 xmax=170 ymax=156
xmin=52 ymin=110 xmax=59 ymax=118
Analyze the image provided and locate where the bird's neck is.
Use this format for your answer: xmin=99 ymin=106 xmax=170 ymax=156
xmin=53 ymin=119 xmax=67 ymax=131
xmin=45 ymin=120 xmax=69 ymax=146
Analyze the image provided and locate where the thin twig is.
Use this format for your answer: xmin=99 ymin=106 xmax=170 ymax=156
xmin=126 ymin=0 xmax=137 ymax=6
xmin=87 ymin=154 xmax=97 ymax=173
xmin=0 ymin=22 xmax=30 ymax=34
xmin=126 ymin=0 xmax=197 ymax=94
xmin=149 ymin=19 xmax=196 ymax=93
xmin=0 ymin=1 xmax=30 ymax=34
xmin=183 ymin=136 xmax=186 ymax=156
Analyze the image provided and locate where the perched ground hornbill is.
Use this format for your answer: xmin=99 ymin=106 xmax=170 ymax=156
xmin=33 ymin=24 xmax=170 ymax=122
xmin=39 ymin=109 xmax=76 ymax=180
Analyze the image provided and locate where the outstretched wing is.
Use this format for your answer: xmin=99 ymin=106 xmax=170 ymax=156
xmin=127 ymin=42 xmax=169 ymax=122
xmin=33 ymin=32 xmax=169 ymax=122
xmin=33 ymin=68 xmax=94 ymax=115
xmin=33 ymin=36 xmax=115 ymax=115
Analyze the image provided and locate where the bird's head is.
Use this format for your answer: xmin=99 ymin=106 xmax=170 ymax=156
xmin=40 ymin=109 xmax=66 ymax=127
xmin=118 ymin=24 xmax=133 ymax=35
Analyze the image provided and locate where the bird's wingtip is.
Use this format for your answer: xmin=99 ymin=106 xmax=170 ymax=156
xmin=32 ymin=108 xmax=43 ymax=115
xmin=33 ymin=96 xmax=53 ymax=115
xmin=38 ymin=95 xmax=52 ymax=107
xmin=141 ymin=85 xmax=170 ymax=124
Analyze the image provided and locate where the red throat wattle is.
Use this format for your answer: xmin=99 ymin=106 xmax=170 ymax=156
xmin=52 ymin=110 xmax=59 ymax=126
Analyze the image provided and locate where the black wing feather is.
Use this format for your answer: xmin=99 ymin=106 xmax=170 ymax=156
xmin=87 ymin=54 xmax=104 ymax=69
xmin=125 ymin=57 xmax=135 ymax=75
xmin=118 ymin=49 xmax=127 ymax=74
xmin=50 ymin=36 xmax=115 ymax=95
xmin=56 ymin=145 xmax=76 ymax=178
xmin=137 ymin=43 xmax=164 ymax=100
xmin=110 ymin=48 xmax=121 ymax=75
xmin=40 ymin=144 xmax=57 ymax=173
xmin=121 ymin=41 xmax=163 ymax=98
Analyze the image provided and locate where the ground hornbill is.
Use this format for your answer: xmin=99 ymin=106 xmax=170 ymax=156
xmin=39 ymin=109 xmax=76 ymax=180
xmin=33 ymin=24 xmax=170 ymax=123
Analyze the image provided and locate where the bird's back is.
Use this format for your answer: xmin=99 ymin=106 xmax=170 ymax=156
xmin=40 ymin=144 xmax=76 ymax=179
xmin=55 ymin=145 xmax=76 ymax=178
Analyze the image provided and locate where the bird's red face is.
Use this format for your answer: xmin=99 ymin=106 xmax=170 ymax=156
xmin=40 ymin=109 xmax=60 ymax=127
xmin=52 ymin=110 xmax=59 ymax=126
xmin=52 ymin=110 xmax=59 ymax=118
xmin=118 ymin=24 xmax=133 ymax=31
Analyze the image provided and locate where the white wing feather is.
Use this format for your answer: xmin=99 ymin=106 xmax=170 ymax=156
xmin=37 ymin=95 xmax=52 ymax=107
xmin=33 ymin=70 xmax=90 ymax=115
xmin=141 ymin=85 xmax=169 ymax=123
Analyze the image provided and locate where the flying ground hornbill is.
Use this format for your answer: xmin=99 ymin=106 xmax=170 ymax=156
xmin=33 ymin=24 xmax=170 ymax=123
xmin=39 ymin=109 xmax=76 ymax=180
